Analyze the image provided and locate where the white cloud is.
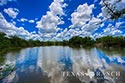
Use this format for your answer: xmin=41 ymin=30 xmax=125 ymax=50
xmin=93 ymin=23 xmax=123 ymax=39
xmin=0 ymin=0 xmax=17 ymax=6
xmin=51 ymin=3 xmax=102 ymax=41
xmin=52 ymin=2 xmax=124 ymax=41
xmin=100 ymin=23 xmax=104 ymax=27
xmin=29 ymin=20 xmax=35 ymax=23
xmin=35 ymin=18 xmax=38 ymax=21
xmin=103 ymin=24 xmax=122 ymax=35
xmin=0 ymin=0 xmax=7 ymax=6
xmin=36 ymin=0 xmax=67 ymax=37
xmin=10 ymin=19 xmax=16 ymax=25
xmin=54 ymin=28 xmax=68 ymax=40
xmin=18 ymin=18 xmax=28 ymax=22
xmin=49 ymin=0 xmax=66 ymax=16
xmin=54 ymin=28 xmax=86 ymax=41
xmin=4 ymin=8 xmax=19 ymax=19
xmin=81 ymin=17 xmax=102 ymax=34
xmin=115 ymin=21 xmax=124 ymax=28
xmin=70 ymin=3 xmax=94 ymax=28
xmin=68 ymin=3 xmax=103 ymax=38
xmin=59 ymin=3 xmax=97 ymax=40
xmin=0 ymin=13 xmax=40 ymax=40
xmin=97 ymin=13 xmax=103 ymax=18
xmin=68 ymin=3 xmax=111 ymax=39
xmin=17 ymin=18 xmax=35 ymax=23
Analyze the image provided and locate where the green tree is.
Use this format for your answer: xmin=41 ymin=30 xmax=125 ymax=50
xmin=69 ymin=36 xmax=83 ymax=46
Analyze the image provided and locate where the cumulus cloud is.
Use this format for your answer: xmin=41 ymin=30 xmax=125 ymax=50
xmin=29 ymin=20 xmax=35 ymax=23
xmin=17 ymin=18 xmax=28 ymax=22
xmin=67 ymin=3 xmax=105 ymax=38
xmin=0 ymin=0 xmax=7 ymax=6
xmin=0 ymin=13 xmax=40 ymax=40
xmin=53 ymin=2 xmax=124 ymax=41
xmin=53 ymin=28 xmax=69 ymax=40
xmin=82 ymin=17 xmax=102 ymax=34
xmin=36 ymin=0 xmax=67 ymax=36
xmin=4 ymin=8 xmax=19 ymax=19
xmin=52 ymin=3 xmax=103 ymax=41
xmin=115 ymin=21 xmax=124 ymax=28
xmin=0 ymin=0 xmax=16 ymax=6
xmin=17 ymin=18 xmax=35 ymax=23
xmin=1 ymin=0 xmax=124 ymax=41
xmin=103 ymin=24 xmax=122 ymax=35
xmin=53 ymin=28 xmax=84 ymax=41
xmin=70 ymin=3 xmax=94 ymax=28
xmin=93 ymin=23 xmax=123 ymax=39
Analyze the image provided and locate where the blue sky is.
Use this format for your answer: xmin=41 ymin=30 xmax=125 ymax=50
xmin=0 ymin=0 xmax=125 ymax=41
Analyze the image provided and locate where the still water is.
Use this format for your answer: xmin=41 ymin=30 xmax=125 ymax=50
xmin=0 ymin=46 xmax=125 ymax=83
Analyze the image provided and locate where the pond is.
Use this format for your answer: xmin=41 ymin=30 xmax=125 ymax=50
xmin=0 ymin=46 xmax=125 ymax=83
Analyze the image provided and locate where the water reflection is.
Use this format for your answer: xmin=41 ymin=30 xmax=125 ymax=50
xmin=97 ymin=48 xmax=125 ymax=67
xmin=58 ymin=47 xmax=73 ymax=71
xmin=0 ymin=46 xmax=125 ymax=83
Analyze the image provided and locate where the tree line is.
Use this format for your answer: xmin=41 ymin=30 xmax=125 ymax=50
xmin=0 ymin=32 xmax=125 ymax=49
xmin=0 ymin=32 xmax=66 ymax=50
xmin=69 ymin=36 xmax=125 ymax=47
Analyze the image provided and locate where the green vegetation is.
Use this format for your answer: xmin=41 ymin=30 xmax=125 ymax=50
xmin=97 ymin=47 xmax=125 ymax=56
xmin=69 ymin=36 xmax=95 ymax=47
xmin=96 ymin=36 xmax=125 ymax=47
xmin=0 ymin=32 xmax=125 ymax=54
xmin=0 ymin=32 xmax=42 ymax=56
xmin=0 ymin=32 xmax=43 ymax=49
xmin=0 ymin=56 xmax=5 ymax=65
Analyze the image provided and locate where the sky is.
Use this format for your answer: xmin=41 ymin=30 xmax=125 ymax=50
xmin=0 ymin=0 xmax=125 ymax=41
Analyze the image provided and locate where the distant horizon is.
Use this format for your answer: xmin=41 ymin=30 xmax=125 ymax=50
xmin=0 ymin=0 xmax=125 ymax=41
